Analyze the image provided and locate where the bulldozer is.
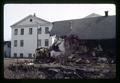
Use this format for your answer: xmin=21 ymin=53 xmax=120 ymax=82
xmin=33 ymin=47 xmax=55 ymax=64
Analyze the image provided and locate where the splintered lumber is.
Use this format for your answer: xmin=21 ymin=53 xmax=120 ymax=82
xmin=33 ymin=63 xmax=114 ymax=72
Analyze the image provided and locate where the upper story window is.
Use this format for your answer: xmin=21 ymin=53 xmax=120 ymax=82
xmin=20 ymin=53 xmax=23 ymax=58
xmin=21 ymin=29 xmax=24 ymax=35
xmin=14 ymin=40 xmax=17 ymax=47
xmin=30 ymin=19 xmax=32 ymax=22
xmin=20 ymin=40 xmax=24 ymax=47
xmin=38 ymin=27 xmax=42 ymax=34
xmin=45 ymin=39 xmax=49 ymax=46
xmin=29 ymin=28 xmax=32 ymax=34
xmin=14 ymin=29 xmax=18 ymax=35
xmin=38 ymin=39 xmax=41 ymax=47
xmin=45 ymin=27 xmax=49 ymax=34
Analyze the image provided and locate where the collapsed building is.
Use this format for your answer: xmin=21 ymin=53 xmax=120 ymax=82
xmin=50 ymin=11 xmax=116 ymax=64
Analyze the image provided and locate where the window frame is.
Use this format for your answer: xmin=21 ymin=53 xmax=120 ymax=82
xmin=38 ymin=27 xmax=42 ymax=34
xmin=45 ymin=27 xmax=49 ymax=34
xmin=30 ymin=19 xmax=32 ymax=22
xmin=14 ymin=53 xmax=17 ymax=58
xmin=14 ymin=29 xmax=18 ymax=35
xmin=21 ymin=28 xmax=24 ymax=35
xmin=20 ymin=40 xmax=24 ymax=47
xmin=45 ymin=39 xmax=49 ymax=46
xmin=38 ymin=39 xmax=41 ymax=47
xmin=14 ymin=40 xmax=17 ymax=47
xmin=29 ymin=28 xmax=32 ymax=34
xmin=20 ymin=53 xmax=23 ymax=58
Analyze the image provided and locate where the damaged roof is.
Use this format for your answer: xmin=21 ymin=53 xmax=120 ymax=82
xmin=50 ymin=15 xmax=116 ymax=39
xmin=50 ymin=21 xmax=72 ymax=36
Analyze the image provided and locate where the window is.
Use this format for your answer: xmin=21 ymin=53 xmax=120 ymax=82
xmin=20 ymin=40 xmax=24 ymax=47
xmin=38 ymin=27 xmax=42 ymax=34
xmin=21 ymin=29 xmax=24 ymax=35
xmin=45 ymin=27 xmax=49 ymax=34
xmin=30 ymin=19 xmax=32 ymax=22
xmin=14 ymin=40 xmax=17 ymax=47
xmin=38 ymin=39 xmax=41 ymax=47
xmin=20 ymin=53 xmax=23 ymax=58
xmin=29 ymin=28 xmax=32 ymax=34
xmin=7 ymin=43 xmax=10 ymax=47
xmin=45 ymin=39 xmax=49 ymax=46
xmin=14 ymin=29 xmax=18 ymax=35
xmin=14 ymin=53 xmax=17 ymax=58
xmin=28 ymin=53 xmax=32 ymax=58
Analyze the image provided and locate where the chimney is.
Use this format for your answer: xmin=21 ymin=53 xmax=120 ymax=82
xmin=105 ymin=11 xmax=108 ymax=17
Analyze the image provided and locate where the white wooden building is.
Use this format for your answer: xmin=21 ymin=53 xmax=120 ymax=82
xmin=11 ymin=14 xmax=52 ymax=58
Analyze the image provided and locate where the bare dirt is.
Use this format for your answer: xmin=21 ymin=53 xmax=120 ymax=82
xmin=4 ymin=58 xmax=116 ymax=79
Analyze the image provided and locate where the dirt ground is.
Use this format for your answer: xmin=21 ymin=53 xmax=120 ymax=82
xmin=4 ymin=58 xmax=34 ymax=68
xmin=4 ymin=58 xmax=116 ymax=79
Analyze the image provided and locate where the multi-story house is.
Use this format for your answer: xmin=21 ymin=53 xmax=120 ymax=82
xmin=11 ymin=14 xmax=52 ymax=58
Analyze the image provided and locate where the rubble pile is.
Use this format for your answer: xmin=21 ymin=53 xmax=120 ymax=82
xmin=5 ymin=63 xmax=115 ymax=79
xmin=62 ymin=35 xmax=116 ymax=65
xmin=33 ymin=35 xmax=116 ymax=66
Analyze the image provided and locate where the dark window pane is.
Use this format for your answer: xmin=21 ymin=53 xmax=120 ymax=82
xmin=30 ymin=19 xmax=32 ymax=22
xmin=14 ymin=53 xmax=17 ymax=58
xmin=20 ymin=53 xmax=23 ymax=58
xmin=21 ymin=29 xmax=23 ymax=35
xmin=20 ymin=40 xmax=24 ymax=47
xmin=38 ymin=39 xmax=41 ymax=46
xmin=14 ymin=29 xmax=18 ymax=35
xmin=29 ymin=28 xmax=32 ymax=34
xmin=45 ymin=27 xmax=49 ymax=34
xmin=38 ymin=27 xmax=42 ymax=34
xmin=45 ymin=39 xmax=49 ymax=46
xmin=14 ymin=40 xmax=17 ymax=47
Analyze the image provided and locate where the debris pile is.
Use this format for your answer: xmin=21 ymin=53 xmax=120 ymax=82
xmin=5 ymin=63 xmax=115 ymax=79
xmin=62 ymin=35 xmax=116 ymax=65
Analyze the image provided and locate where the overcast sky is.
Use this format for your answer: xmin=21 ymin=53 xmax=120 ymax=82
xmin=4 ymin=4 xmax=116 ymax=41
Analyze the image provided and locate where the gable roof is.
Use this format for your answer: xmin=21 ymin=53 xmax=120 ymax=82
xmin=11 ymin=15 xmax=51 ymax=27
xmin=50 ymin=15 xmax=116 ymax=39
